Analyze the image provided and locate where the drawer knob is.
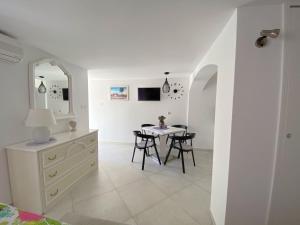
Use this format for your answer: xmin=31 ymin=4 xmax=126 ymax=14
xmin=49 ymin=170 xmax=58 ymax=178
xmin=50 ymin=189 xmax=59 ymax=197
xmin=89 ymin=149 xmax=96 ymax=153
xmin=48 ymin=155 xmax=57 ymax=161
xmin=90 ymin=162 xmax=96 ymax=167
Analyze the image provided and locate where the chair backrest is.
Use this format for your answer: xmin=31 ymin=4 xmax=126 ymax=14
xmin=172 ymin=124 xmax=188 ymax=132
xmin=141 ymin=124 xmax=155 ymax=128
xmin=172 ymin=124 xmax=187 ymax=129
xmin=133 ymin=130 xmax=141 ymax=136
xmin=172 ymin=132 xmax=196 ymax=141
xmin=133 ymin=130 xmax=155 ymax=142
xmin=141 ymin=124 xmax=155 ymax=136
xmin=171 ymin=125 xmax=188 ymax=137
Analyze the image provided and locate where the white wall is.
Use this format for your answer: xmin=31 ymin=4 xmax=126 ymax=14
xmin=268 ymin=1 xmax=300 ymax=224
xmin=188 ymin=74 xmax=217 ymax=149
xmin=225 ymin=4 xmax=283 ymax=225
xmin=190 ymin=11 xmax=237 ymax=225
xmin=190 ymin=5 xmax=285 ymax=225
xmin=0 ymin=43 xmax=89 ymax=203
xmin=88 ymin=77 xmax=189 ymax=143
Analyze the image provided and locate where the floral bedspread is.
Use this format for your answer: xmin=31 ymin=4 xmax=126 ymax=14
xmin=0 ymin=203 xmax=69 ymax=225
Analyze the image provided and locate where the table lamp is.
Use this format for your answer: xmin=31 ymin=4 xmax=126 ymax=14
xmin=25 ymin=109 xmax=57 ymax=144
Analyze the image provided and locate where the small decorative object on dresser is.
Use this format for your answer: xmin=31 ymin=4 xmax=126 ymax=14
xmin=6 ymin=130 xmax=98 ymax=214
xmin=158 ymin=115 xmax=166 ymax=129
xmin=68 ymin=120 xmax=77 ymax=132
xmin=25 ymin=109 xmax=56 ymax=144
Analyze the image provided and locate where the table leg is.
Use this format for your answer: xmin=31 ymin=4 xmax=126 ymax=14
xmin=150 ymin=135 xmax=177 ymax=164
xmin=159 ymin=135 xmax=168 ymax=157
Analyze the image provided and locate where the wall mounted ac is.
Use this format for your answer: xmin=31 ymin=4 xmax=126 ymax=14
xmin=0 ymin=33 xmax=23 ymax=63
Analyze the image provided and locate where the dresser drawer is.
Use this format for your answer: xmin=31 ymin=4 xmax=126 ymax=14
xmin=45 ymin=156 xmax=97 ymax=205
xmin=43 ymin=144 xmax=97 ymax=185
xmin=42 ymin=143 xmax=72 ymax=168
xmin=42 ymin=138 xmax=96 ymax=168
xmin=78 ymin=133 xmax=98 ymax=147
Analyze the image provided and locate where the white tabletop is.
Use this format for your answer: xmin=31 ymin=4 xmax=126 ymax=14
xmin=6 ymin=129 xmax=98 ymax=152
xmin=142 ymin=126 xmax=185 ymax=136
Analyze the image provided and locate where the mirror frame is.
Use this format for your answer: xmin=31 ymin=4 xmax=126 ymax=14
xmin=29 ymin=58 xmax=75 ymax=120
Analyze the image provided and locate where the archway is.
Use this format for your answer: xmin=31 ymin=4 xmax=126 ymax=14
xmin=188 ymin=64 xmax=218 ymax=150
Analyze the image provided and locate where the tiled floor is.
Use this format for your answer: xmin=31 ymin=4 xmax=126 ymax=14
xmin=46 ymin=143 xmax=213 ymax=225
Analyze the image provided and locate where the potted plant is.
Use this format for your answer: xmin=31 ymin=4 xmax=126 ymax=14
xmin=158 ymin=115 xmax=166 ymax=129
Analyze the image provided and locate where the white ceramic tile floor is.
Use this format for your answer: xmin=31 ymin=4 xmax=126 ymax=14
xmin=46 ymin=143 xmax=213 ymax=225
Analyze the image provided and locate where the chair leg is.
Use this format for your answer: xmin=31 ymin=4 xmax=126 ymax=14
xmin=153 ymin=144 xmax=161 ymax=165
xmin=131 ymin=146 xmax=136 ymax=162
xmin=142 ymin=148 xmax=146 ymax=170
xmin=177 ymin=151 xmax=180 ymax=158
xmin=191 ymin=150 xmax=196 ymax=166
xmin=164 ymin=145 xmax=173 ymax=165
xmin=181 ymin=150 xmax=185 ymax=173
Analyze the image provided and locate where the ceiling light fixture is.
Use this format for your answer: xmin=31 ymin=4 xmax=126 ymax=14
xmin=38 ymin=81 xmax=47 ymax=94
xmin=162 ymin=72 xmax=170 ymax=93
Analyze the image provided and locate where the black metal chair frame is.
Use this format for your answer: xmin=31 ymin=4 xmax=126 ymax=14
xmin=164 ymin=133 xmax=196 ymax=173
xmin=166 ymin=125 xmax=188 ymax=144
xmin=141 ymin=124 xmax=160 ymax=156
xmin=132 ymin=130 xmax=161 ymax=170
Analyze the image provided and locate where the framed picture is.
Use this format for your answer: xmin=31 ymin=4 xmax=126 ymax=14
xmin=110 ymin=86 xmax=129 ymax=100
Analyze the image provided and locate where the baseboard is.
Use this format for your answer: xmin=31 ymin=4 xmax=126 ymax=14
xmin=193 ymin=147 xmax=213 ymax=151
xmin=100 ymin=141 xmax=133 ymax=145
xmin=101 ymin=141 xmax=214 ymax=151
xmin=210 ymin=209 xmax=217 ymax=225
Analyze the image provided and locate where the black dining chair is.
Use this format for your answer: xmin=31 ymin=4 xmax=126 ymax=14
xmin=166 ymin=125 xmax=188 ymax=144
xmin=141 ymin=124 xmax=159 ymax=138
xmin=141 ymin=124 xmax=159 ymax=155
xmin=132 ymin=130 xmax=161 ymax=170
xmin=164 ymin=133 xmax=196 ymax=173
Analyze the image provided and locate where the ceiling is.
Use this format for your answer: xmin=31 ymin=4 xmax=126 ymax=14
xmin=0 ymin=0 xmax=258 ymax=79
xmin=35 ymin=62 xmax=68 ymax=81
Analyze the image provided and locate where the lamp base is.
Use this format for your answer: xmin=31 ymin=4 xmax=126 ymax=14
xmin=32 ymin=127 xmax=51 ymax=144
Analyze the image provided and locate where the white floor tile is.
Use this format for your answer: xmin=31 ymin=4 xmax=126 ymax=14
xmin=147 ymin=173 xmax=191 ymax=195
xmin=47 ymin=143 xmax=213 ymax=225
xmin=45 ymin=193 xmax=73 ymax=220
xmin=125 ymin=218 xmax=138 ymax=225
xmin=194 ymin=176 xmax=212 ymax=193
xmin=170 ymin=185 xmax=212 ymax=225
xmin=106 ymin=167 xmax=149 ymax=188
xmin=118 ymin=178 xmax=167 ymax=215
xmin=135 ymin=199 xmax=199 ymax=225
xmin=73 ymin=190 xmax=131 ymax=223
xmin=71 ymin=169 xmax=115 ymax=203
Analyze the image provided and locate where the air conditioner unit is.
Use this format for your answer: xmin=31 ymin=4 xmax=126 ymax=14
xmin=0 ymin=33 xmax=23 ymax=63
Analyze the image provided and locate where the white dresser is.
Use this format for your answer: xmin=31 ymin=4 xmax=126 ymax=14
xmin=6 ymin=130 xmax=98 ymax=214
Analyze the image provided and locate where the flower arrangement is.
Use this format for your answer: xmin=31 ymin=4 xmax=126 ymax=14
xmin=158 ymin=115 xmax=166 ymax=129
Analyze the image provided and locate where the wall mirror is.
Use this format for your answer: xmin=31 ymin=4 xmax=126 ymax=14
xmin=29 ymin=58 xmax=74 ymax=119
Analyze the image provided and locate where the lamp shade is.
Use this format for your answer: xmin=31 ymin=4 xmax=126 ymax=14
xmin=25 ymin=109 xmax=56 ymax=127
xmin=162 ymin=72 xmax=170 ymax=93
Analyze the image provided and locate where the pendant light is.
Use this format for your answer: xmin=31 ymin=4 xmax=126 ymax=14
xmin=162 ymin=72 xmax=170 ymax=93
xmin=38 ymin=81 xmax=47 ymax=94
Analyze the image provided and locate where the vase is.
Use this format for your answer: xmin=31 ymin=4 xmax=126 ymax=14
xmin=69 ymin=120 xmax=77 ymax=132
xmin=158 ymin=115 xmax=166 ymax=129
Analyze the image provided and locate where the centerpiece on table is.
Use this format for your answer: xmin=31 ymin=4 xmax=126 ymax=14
xmin=158 ymin=115 xmax=167 ymax=129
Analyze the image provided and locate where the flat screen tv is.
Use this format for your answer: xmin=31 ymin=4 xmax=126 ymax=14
xmin=138 ymin=88 xmax=160 ymax=101
xmin=62 ymin=88 xmax=69 ymax=101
